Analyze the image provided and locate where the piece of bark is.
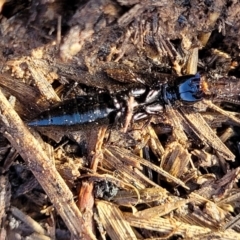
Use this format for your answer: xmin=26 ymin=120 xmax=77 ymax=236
xmin=195 ymin=168 xmax=240 ymax=202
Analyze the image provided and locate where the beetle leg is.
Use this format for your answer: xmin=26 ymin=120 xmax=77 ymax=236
xmin=145 ymin=89 xmax=161 ymax=104
xmin=133 ymin=112 xmax=149 ymax=121
xmin=144 ymin=103 xmax=164 ymax=114
xmin=130 ymin=87 xmax=146 ymax=97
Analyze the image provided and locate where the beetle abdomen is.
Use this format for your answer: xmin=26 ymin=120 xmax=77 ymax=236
xmin=28 ymin=95 xmax=118 ymax=127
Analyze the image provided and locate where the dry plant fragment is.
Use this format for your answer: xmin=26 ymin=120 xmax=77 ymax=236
xmin=134 ymin=198 xmax=190 ymax=219
xmin=224 ymin=212 xmax=240 ymax=230
xmin=180 ymin=107 xmax=235 ymax=161
xmin=203 ymin=99 xmax=240 ymax=126
xmin=195 ymin=168 xmax=240 ymax=202
xmin=186 ymin=47 xmax=199 ymax=75
xmin=124 ymin=212 xmax=212 ymax=238
xmin=103 ymin=148 xmax=149 ymax=189
xmin=201 ymin=111 xmax=229 ymax=128
xmin=0 ymin=73 xmax=50 ymax=116
xmin=161 ymin=142 xmax=192 ymax=179
xmin=176 ymin=193 xmax=229 ymax=230
xmin=165 ymin=105 xmax=188 ymax=145
xmin=107 ymin=146 xmax=190 ymax=190
xmin=27 ymin=59 xmax=60 ymax=103
xmin=147 ymin=125 xmax=165 ymax=158
xmin=96 ymin=200 xmax=137 ymax=240
xmin=124 ymin=211 xmax=240 ymax=239
xmin=112 ymin=187 xmax=168 ymax=206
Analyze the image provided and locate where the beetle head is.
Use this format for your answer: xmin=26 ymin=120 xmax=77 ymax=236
xmin=177 ymin=73 xmax=203 ymax=103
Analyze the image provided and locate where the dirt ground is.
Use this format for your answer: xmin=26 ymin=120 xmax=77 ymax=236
xmin=0 ymin=0 xmax=240 ymax=239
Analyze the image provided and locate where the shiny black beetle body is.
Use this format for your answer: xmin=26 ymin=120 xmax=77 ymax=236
xmin=28 ymin=73 xmax=203 ymax=127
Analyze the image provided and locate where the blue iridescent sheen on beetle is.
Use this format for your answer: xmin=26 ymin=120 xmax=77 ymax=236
xmin=164 ymin=73 xmax=202 ymax=104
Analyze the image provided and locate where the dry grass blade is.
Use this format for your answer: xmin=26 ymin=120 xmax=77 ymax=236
xmin=96 ymin=200 xmax=137 ymax=240
xmin=107 ymin=146 xmax=190 ymax=190
xmin=124 ymin=212 xmax=211 ymax=237
xmin=0 ymin=88 xmax=91 ymax=239
xmin=203 ymin=99 xmax=240 ymax=126
xmin=134 ymin=198 xmax=190 ymax=219
xmin=124 ymin=212 xmax=240 ymax=239
xmin=103 ymin=148 xmax=151 ymax=189
xmin=112 ymin=187 xmax=168 ymax=206
xmin=180 ymin=107 xmax=235 ymax=160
